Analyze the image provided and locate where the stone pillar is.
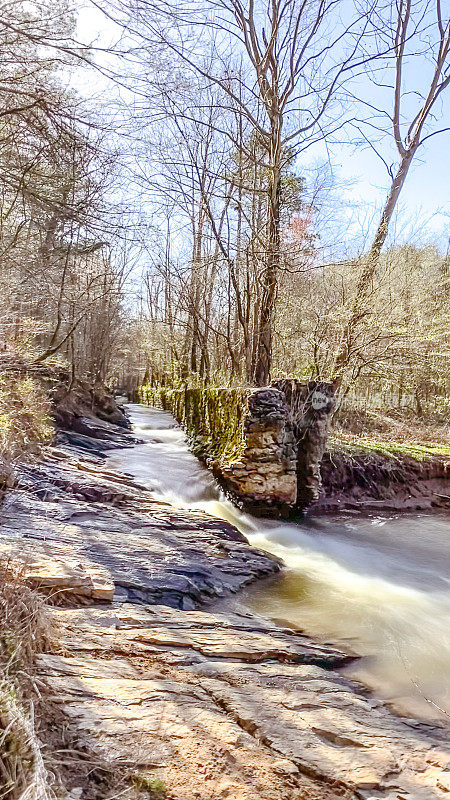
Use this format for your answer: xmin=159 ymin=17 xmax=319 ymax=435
xmin=272 ymin=379 xmax=336 ymax=509
xmin=220 ymin=387 xmax=297 ymax=517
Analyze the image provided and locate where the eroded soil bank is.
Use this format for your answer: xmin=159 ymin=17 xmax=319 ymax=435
xmin=318 ymin=444 xmax=450 ymax=514
xmin=1 ymin=413 xmax=450 ymax=799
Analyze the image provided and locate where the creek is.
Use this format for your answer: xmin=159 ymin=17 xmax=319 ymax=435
xmin=107 ymin=403 xmax=450 ymax=722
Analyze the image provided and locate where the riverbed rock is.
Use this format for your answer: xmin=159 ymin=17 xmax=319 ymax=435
xmin=3 ymin=412 xmax=450 ymax=800
xmin=46 ymin=604 xmax=352 ymax=668
xmin=36 ymin=602 xmax=450 ymax=800
xmin=0 ymin=446 xmax=281 ymax=609
xmin=24 ymin=556 xmax=114 ymax=602
xmin=53 ymin=378 xmax=131 ymax=431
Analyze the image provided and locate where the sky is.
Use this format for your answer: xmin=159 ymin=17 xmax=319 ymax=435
xmin=332 ymin=115 xmax=450 ymax=247
xmin=74 ymin=1 xmax=450 ymax=257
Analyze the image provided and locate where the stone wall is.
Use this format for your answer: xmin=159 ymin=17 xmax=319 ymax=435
xmin=220 ymin=387 xmax=297 ymax=516
xmin=272 ymin=379 xmax=337 ymax=507
xmin=138 ymin=386 xmax=250 ymax=466
xmin=139 ymin=380 xmax=336 ymax=517
xmin=215 ymin=380 xmax=336 ymax=514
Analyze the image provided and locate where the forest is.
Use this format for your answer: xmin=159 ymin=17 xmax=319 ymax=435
xmin=0 ymin=0 xmax=449 ymax=453
xmin=1 ymin=4 xmax=450 ymax=800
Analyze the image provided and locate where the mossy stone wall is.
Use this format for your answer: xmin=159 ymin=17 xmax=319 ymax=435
xmin=138 ymin=386 xmax=250 ymax=467
xmin=138 ymin=384 xmax=298 ymax=515
xmin=138 ymin=380 xmax=337 ymax=516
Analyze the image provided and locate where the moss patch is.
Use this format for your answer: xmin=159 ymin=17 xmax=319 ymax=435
xmin=138 ymin=385 xmax=250 ymax=467
xmin=131 ymin=774 xmax=167 ymax=797
xmin=330 ymin=432 xmax=450 ymax=462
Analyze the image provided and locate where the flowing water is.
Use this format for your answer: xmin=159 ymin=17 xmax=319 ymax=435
xmin=108 ymin=403 xmax=450 ymax=722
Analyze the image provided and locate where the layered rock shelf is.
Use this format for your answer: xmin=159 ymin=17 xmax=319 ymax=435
xmin=1 ymin=439 xmax=280 ymax=610
xmin=39 ymin=602 xmax=450 ymax=800
xmin=1 ymin=417 xmax=450 ymax=799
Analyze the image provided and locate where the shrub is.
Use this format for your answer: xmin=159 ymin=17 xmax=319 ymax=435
xmin=0 ymin=374 xmax=53 ymax=486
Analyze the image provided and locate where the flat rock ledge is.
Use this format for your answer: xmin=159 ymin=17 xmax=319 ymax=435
xmin=1 ymin=427 xmax=449 ymax=799
xmin=0 ymin=444 xmax=280 ymax=609
xmin=40 ymin=603 xmax=450 ymax=800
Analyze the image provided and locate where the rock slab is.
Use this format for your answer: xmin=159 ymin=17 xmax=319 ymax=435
xmin=38 ymin=602 xmax=450 ymax=800
xmin=0 ymin=446 xmax=280 ymax=609
xmin=2 ymin=419 xmax=449 ymax=800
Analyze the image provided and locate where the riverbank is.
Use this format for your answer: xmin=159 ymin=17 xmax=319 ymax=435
xmin=317 ymin=438 xmax=450 ymax=514
xmin=1 ymin=408 xmax=450 ymax=798
xmin=317 ymin=407 xmax=450 ymax=514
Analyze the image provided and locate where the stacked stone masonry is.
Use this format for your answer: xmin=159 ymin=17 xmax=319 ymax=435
xmin=141 ymin=381 xmax=336 ymax=517
xmin=220 ymin=381 xmax=335 ymax=516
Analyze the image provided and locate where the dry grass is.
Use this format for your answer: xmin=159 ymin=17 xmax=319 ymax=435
xmin=0 ymin=373 xmax=53 ymax=490
xmin=0 ymin=562 xmax=50 ymax=669
xmin=0 ymin=564 xmax=168 ymax=800
xmin=0 ymin=561 xmax=54 ymax=800
xmin=333 ymin=405 xmax=450 ymax=459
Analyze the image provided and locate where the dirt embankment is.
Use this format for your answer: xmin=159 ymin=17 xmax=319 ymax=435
xmin=312 ymin=407 xmax=450 ymax=514
xmin=315 ymin=443 xmax=450 ymax=514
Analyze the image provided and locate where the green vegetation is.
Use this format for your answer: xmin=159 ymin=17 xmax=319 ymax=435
xmin=139 ymin=385 xmax=250 ymax=466
xmin=332 ymin=405 xmax=450 ymax=463
xmin=330 ymin=434 xmax=450 ymax=462
xmin=132 ymin=774 xmax=167 ymax=797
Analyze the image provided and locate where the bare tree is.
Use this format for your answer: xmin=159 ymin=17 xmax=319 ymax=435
xmin=100 ymin=0 xmax=374 ymax=384
xmin=334 ymin=0 xmax=450 ymax=379
xmin=0 ymin=0 xmax=131 ymax=387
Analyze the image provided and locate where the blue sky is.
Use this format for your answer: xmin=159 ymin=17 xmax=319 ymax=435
xmin=313 ymin=132 xmax=450 ymax=255
xmin=333 ymin=105 xmax=449 ymax=249
xmin=75 ymin=1 xmax=450 ymax=256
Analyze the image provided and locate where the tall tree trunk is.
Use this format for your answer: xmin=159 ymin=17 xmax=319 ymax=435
xmin=183 ymin=202 xmax=204 ymax=377
xmin=333 ymin=147 xmax=415 ymax=378
xmin=254 ymin=134 xmax=281 ymax=386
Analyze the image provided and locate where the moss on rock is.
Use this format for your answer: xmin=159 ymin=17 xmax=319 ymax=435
xmin=138 ymin=385 xmax=250 ymax=467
